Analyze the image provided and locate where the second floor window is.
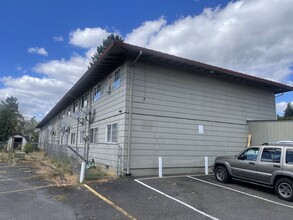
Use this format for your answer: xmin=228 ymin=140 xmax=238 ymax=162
xmin=81 ymin=93 xmax=88 ymax=108
xmin=109 ymin=68 xmax=121 ymax=90
xmin=93 ymin=84 xmax=101 ymax=101
xmin=73 ymin=100 xmax=79 ymax=113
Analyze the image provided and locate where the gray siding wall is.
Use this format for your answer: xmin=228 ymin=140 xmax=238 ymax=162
xmin=39 ymin=64 xmax=128 ymax=169
xmin=127 ymin=62 xmax=276 ymax=175
xmin=248 ymin=120 xmax=293 ymax=145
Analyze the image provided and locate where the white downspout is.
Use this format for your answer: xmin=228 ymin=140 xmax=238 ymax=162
xmin=126 ymin=51 xmax=142 ymax=175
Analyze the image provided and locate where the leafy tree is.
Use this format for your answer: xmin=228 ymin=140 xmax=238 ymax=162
xmin=23 ymin=116 xmax=39 ymax=142
xmin=0 ymin=96 xmax=23 ymax=141
xmin=90 ymin=34 xmax=124 ymax=66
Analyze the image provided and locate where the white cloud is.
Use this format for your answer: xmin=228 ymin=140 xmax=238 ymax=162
xmin=0 ymin=75 xmax=69 ymax=119
xmin=27 ymin=47 xmax=48 ymax=56
xmin=33 ymin=55 xmax=89 ymax=84
xmin=276 ymin=102 xmax=289 ymax=116
xmin=53 ymin=36 xmax=64 ymax=42
xmin=125 ymin=17 xmax=166 ymax=47
xmin=125 ymin=0 xmax=293 ymax=84
xmin=69 ymin=27 xmax=113 ymax=48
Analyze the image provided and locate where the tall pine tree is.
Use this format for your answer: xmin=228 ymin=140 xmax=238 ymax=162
xmin=90 ymin=34 xmax=124 ymax=66
xmin=0 ymin=96 xmax=24 ymax=141
xmin=284 ymin=102 xmax=293 ymax=118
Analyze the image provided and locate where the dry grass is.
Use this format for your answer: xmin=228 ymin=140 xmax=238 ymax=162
xmin=3 ymin=150 xmax=117 ymax=185
xmin=26 ymin=152 xmax=79 ymax=185
xmin=0 ymin=151 xmax=14 ymax=163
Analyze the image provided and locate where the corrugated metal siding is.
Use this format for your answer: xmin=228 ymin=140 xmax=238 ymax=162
xmin=248 ymin=120 xmax=293 ymax=145
xmin=127 ymin=62 xmax=276 ymax=175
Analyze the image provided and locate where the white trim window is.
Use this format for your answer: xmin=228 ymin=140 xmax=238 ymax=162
xmin=111 ymin=68 xmax=121 ymax=90
xmin=70 ymin=133 xmax=76 ymax=144
xmin=73 ymin=100 xmax=79 ymax=113
xmin=81 ymin=93 xmax=88 ymax=108
xmin=101 ymin=81 xmax=109 ymax=94
xmin=93 ymin=83 xmax=101 ymax=101
xmin=106 ymin=123 xmax=118 ymax=143
xmin=89 ymin=127 xmax=98 ymax=143
xmin=79 ymin=130 xmax=85 ymax=143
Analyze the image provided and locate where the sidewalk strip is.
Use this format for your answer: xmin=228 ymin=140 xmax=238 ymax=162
xmin=134 ymin=179 xmax=220 ymax=220
xmin=83 ymin=184 xmax=137 ymax=220
xmin=187 ymin=175 xmax=293 ymax=210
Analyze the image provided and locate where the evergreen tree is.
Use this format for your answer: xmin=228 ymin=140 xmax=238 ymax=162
xmin=0 ymin=96 xmax=23 ymax=141
xmin=284 ymin=102 xmax=293 ymax=118
xmin=90 ymin=34 xmax=124 ymax=66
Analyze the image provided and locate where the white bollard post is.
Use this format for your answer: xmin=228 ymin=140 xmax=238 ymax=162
xmin=205 ymin=156 xmax=209 ymax=175
xmin=159 ymin=156 xmax=163 ymax=178
xmin=80 ymin=161 xmax=86 ymax=183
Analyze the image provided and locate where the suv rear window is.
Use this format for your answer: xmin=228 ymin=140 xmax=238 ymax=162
xmin=286 ymin=149 xmax=293 ymax=164
xmin=261 ymin=148 xmax=281 ymax=163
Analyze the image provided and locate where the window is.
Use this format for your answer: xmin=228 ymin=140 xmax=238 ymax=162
xmin=101 ymin=81 xmax=109 ymax=94
xmin=286 ymin=149 xmax=293 ymax=164
xmin=261 ymin=148 xmax=281 ymax=163
xmin=110 ymin=68 xmax=121 ymax=90
xmin=89 ymin=127 xmax=98 ymax=143
xmin=79 ymin=130 xmax=85 ymax=143
xmin=73 ymin=100 xmax=79 ymax=113
xmin=238 ymin=148 xmax=259 ymax=161
xmin=106 ymin=123 xmax=118 ymax=143
xmin=67 ymin=107 xmax=71 ymax=117
xmin=93 ymin=84 xmax=101 ymax=101
xmin=70 ymin=133 xmax=76 ymax=144
xmin=81 ymin=93 xmax=88 ymax=108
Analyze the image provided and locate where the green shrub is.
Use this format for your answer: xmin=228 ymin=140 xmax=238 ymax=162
xmin=24 ymin=143 xmax=34 ymax=154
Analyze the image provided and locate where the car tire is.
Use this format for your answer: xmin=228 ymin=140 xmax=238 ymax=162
xmin=215 ymin=165 xmax=230 ymax=183
xmin=274 ymin=178 xmax=293 ymax=201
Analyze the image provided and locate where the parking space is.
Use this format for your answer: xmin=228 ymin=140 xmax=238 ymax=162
xmin=133 ymin=175 xmax=293 ymax=220
xmin=0 ymin=163 xmax=76 ymax=220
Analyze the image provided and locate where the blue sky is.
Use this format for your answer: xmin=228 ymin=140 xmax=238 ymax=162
xmin=0 ymin=0 xmax=293 ymax=119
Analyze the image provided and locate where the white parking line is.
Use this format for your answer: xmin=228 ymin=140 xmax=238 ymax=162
xmin=187 ymin=176 xmax=293 ymax=210
xmin=0 ymin=179 xmax=13 ymax=182
xmin=134 ymin=179 xmax=220 ymax=220
xmin=136 ymin=174 xmax=211 ymax=181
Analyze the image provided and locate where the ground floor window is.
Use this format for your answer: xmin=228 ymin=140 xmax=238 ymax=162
xmin=106 ymin=123 xmax=118 ymax=143
xmin=79 ymin=130 xmax=85 ymax=143
xmin=70 ymin=133 xmax=76 ymax=144
xmin=89 ymin=127 xmax=98 ymax=143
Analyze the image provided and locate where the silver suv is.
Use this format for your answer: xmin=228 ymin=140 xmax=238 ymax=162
xmin=213 ymin=145 xmax=293 ymax=201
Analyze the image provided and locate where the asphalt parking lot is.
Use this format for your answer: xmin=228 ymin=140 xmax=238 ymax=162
xmin=85 ymin=174 xmax=293 ymax=220
xmin=1 ymin=162 xmax=293 ymax=220
xmin=0 ymin=162 xmax=76 ymax=220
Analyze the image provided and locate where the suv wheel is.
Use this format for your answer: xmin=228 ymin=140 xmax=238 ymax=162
xmin=215 ymin=166 xmax=230 ymax=183
xmin=274 ymin=178 xmax=293 ymax=201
